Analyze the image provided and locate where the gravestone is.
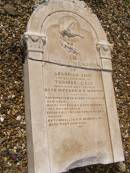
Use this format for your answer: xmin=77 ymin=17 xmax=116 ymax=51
xmin=23 ymin=0 xmax=124 ymax=172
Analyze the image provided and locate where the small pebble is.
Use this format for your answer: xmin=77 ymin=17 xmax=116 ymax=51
xmin=16 ymin=115 xmax=22 ymax=121
xmin=118 ymin=162 xmax=126 ymax=173
xmin=0 ymin=116 xmax=4 ymax=122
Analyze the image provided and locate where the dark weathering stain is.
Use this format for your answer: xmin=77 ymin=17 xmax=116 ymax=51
xmin=54 ymin=138 xmax=83 ymax=167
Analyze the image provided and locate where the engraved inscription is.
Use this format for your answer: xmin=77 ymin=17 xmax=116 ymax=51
xmin=43 ymin=64 xmax=107 ymax=128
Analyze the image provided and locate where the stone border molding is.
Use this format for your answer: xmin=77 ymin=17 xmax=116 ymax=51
xmin=97 ymin=41 xmax=113 ymax=71
xmin=24 ymin=32 xmax=46 ymax=53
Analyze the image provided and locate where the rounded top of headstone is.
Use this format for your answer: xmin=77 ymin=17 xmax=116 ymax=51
xmin=24 ymin=0 xmax=112 ymax=65
xmin=26 ymin=0 xmax=107 ymax=41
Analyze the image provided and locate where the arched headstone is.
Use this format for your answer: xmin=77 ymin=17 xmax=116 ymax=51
xmin=24 ymin=0 xmax=124 ymax=172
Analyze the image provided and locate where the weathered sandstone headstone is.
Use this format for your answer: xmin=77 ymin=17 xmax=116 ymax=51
xmin=23 ymin=0 xmax=124 ymax=173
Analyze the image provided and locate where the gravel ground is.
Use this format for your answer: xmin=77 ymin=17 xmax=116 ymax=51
xmin=0 ymin=0 xmax=130 ymax=173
